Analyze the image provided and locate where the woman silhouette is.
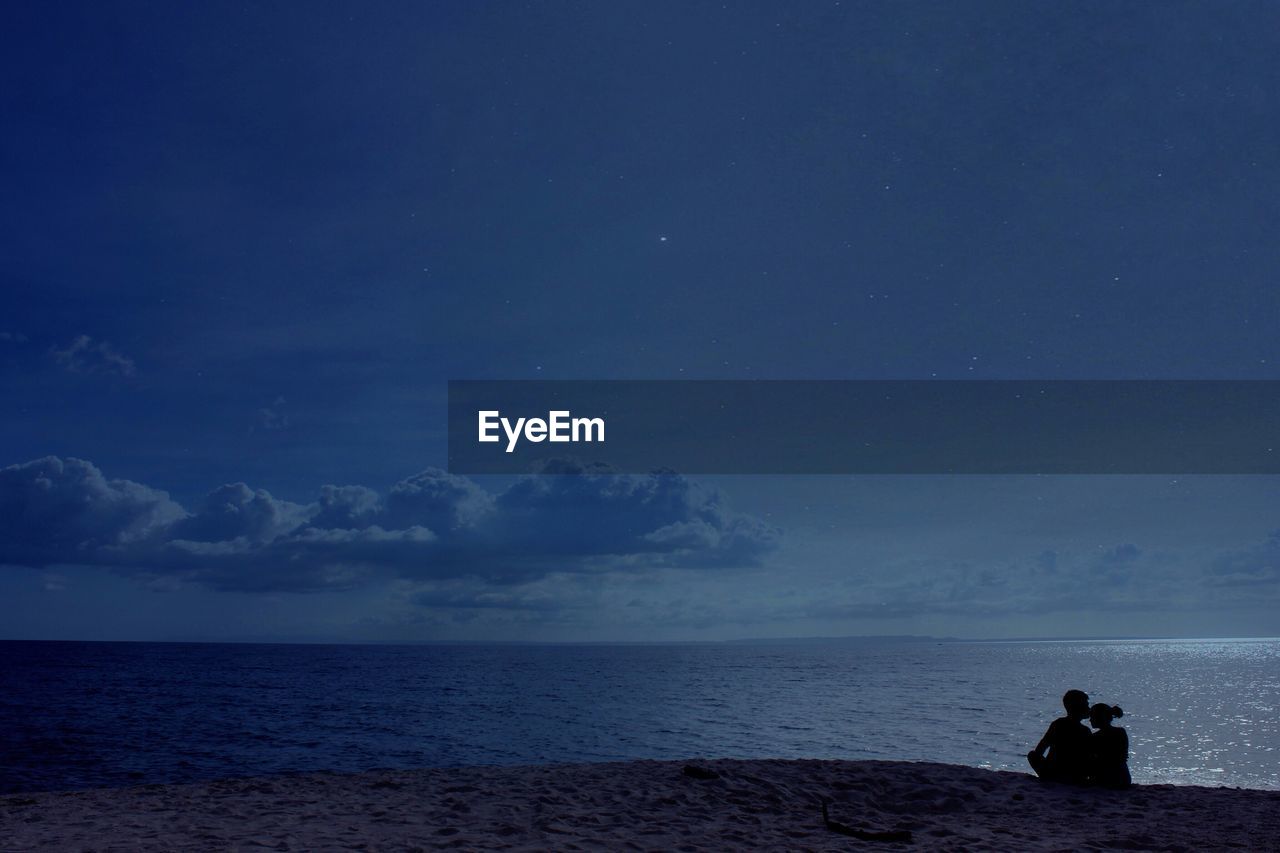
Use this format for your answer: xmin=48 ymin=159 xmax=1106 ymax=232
xmin=1087 ymin=703 xmax=1131 ymax=789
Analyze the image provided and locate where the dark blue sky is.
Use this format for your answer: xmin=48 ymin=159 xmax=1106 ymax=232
xmin=3 ymin=2 xmax=1278 ymax=641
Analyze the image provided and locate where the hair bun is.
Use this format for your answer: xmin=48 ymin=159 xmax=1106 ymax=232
xmin=1111 ymin=706 xmax=1124 ymax=719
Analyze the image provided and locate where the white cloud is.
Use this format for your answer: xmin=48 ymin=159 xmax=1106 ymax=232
xmin=0 ymin=456 xmax=780 ymax=595
xmin=51 ymin=335 xmax=136 ymax=377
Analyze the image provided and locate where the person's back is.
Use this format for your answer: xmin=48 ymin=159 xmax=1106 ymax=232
xmin=1027 ymin=689 xmax=1092 ymax=784
xmin=1088 ymin=704 xmax=1131 ymax=789
xmin=1036 ymin=716 xmax=1092 ymax=782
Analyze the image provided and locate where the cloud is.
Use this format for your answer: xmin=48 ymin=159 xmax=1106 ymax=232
xmin=0 ymin=456 xmax=780 ymax=594
xmin=0 ymin=457 xmax=185 ymax=567
xmin=254 ymin=396 xmax=290 ymax=431
xmin=1206 ymin=530 xmax=1280 ymax=588
xmin=792 ymin=534 xmax=1276 ymax=622
xmin=12 ymin=458 xmax=1269 ymax=628
xmin=51 ymin=335 xmax=136 ymax=377
xmin=484 ymin=459 xmax=777 ymax=564
xmin=157 ymin=523 xmax=438 ymax=593
xmin=384 ymin=469 xmax=495 ymax=535
xmin=0 ymin=331 xmax=28 ymax=343
xmin=168 ymin=483 xmax=311 ymax=544
xmin=409 ymin=578 xmax=569 ymax=613
xmin=311 ymin=484 xmax=382 ymax=529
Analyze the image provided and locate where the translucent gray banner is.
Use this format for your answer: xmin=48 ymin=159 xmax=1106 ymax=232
xmin=447 ymin=380 xmax=1280 ymax=474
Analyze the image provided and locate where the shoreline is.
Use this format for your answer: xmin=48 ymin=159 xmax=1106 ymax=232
xmin=4 ymin=758 xmax=1279 ymax=851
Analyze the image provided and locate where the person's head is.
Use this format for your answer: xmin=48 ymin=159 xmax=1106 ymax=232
xmin=1089 ymin=702 xmax=1124 ymax=729
xmin=1063 ymin=689 xmax=1090 ymax=720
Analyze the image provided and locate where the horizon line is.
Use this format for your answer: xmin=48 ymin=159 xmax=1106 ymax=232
xmin=2 ymin=634 xmax=1277 ymax=647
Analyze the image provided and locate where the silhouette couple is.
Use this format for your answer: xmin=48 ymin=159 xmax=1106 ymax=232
xmin=1027 ymin=689 xmax=1131 ymax=788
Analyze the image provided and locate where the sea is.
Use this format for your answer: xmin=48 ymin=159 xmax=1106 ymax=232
xmin=1 ymin=637 xmax=1276 ymax=794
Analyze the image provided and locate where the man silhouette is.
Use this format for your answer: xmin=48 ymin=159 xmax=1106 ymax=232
xmin=1027 ymin=689 xmax=1091 ymax=784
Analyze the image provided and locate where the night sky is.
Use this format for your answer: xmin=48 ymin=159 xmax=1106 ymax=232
xmin=3 ymin=2 xmax=1278 ymax=641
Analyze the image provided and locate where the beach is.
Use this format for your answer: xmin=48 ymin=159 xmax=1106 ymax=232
xmin=4 ymin=758 xmax=1278 ymax=851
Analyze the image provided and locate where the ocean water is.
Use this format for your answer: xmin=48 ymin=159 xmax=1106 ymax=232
xmin=1 ymin=638 xmax=1276 ymax=793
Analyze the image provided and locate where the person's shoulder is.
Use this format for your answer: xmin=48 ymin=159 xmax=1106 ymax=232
xmin=1048 ymin=717 xmax=1086 ymax=738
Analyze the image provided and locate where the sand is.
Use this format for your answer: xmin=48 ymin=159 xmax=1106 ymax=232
xmin=3 ymin=759 xmax=1278 ymax=851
